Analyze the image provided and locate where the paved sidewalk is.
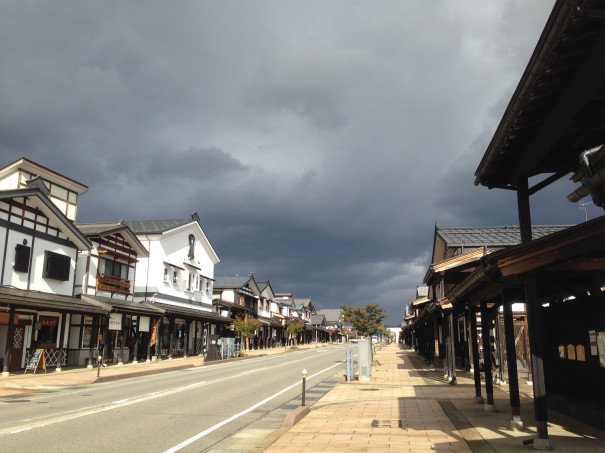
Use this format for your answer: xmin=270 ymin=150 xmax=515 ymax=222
xmin=0 ymin=343 xmax=318 ymax=397
xmin=261 ymin=344 xmax=605 ymax=453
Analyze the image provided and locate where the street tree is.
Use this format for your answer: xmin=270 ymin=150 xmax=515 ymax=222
xmin=232 ymin=316 xmax=262 ymax=350
xmin=286 ymin=319 xmax=304 ymax=345
xmin=340 ymin=304 xmax=388 ymax=338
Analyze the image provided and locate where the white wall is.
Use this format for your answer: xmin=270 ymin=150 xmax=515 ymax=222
xmin=1 ymin=226 xmax=77 ymax=296
xmin=134 ymin=225 xmax=216 ymax=307
xmin=0 ymin=172 xmax=19 ymax=190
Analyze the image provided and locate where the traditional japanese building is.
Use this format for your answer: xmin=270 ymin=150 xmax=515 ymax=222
xmin=469 ymin=0 xmax=605 ymax=444
xmin=0 ymin=158 xmax=105 ymax=374
xmin=127 ymin=215 xmax=231 ymax=361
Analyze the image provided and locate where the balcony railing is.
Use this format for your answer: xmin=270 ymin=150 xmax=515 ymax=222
xmin=97 ymin=273 xmax=131 ymax=295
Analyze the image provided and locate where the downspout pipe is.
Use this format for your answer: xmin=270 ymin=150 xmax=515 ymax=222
xmin=579 ymin=148 xmax=604 ymax=207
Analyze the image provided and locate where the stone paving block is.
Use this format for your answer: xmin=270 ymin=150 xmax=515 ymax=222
xmin=261 ymin=344 xmax=605 ymax=453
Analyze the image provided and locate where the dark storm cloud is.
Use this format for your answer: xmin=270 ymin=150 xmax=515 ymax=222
xmin=0 ymin=1 xmax=559 ymax=322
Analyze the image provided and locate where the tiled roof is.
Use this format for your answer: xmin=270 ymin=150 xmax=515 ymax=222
xmin=310 ymin=314 xmax=326 ymax=325
xmin=294 ymin=297 xmax=312 ymax=307
xmin=316 ymin=309 xmax=342 ymax=323
xmin=214 ymin=275 xmax=253 ymax=289
xmin=76 ymin=222 xmax=124 ymax=235
xmin=125 ymin=219 xmax=193 ymax=234
xmin=437 ymin=225 xmax=571 ymax=247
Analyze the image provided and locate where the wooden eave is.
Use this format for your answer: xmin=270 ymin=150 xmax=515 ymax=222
xmin=424 ymin=248 xmax=491 ymax=284
xmin=475 ymin=0 xmax=605 ymax=192
xmin=97 ymin=248 xmax=138 ymax=264
xmin=411 ymin=296 xmax=430 ymax=307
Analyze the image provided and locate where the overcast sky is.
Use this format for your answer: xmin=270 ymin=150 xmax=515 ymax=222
xmin=2 ymin=1 xmax=591 ymax=324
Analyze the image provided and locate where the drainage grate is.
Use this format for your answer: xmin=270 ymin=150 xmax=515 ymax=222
xmin=359 ymin=388 xmax=379 ymax=391
xmin=3 ymin=399 xmax=30 ymax=403
xmin=372 ymin=419 xmax=402 ymax=428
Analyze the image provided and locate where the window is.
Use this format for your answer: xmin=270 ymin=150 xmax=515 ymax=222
xmin=172 ymin=270 xmax=178 ymax=284
xmin=99 ymin=257 xmax=127 ymax=279
xmin=43 ymin=251 xmax=71 ymax=281
xmin=164 ymin=267 xmax=169 ymax=281
xmin=188 ymin=273 xmax=193 ymax=291
xmin=82 ymin=315 xmax=94 ymax=348
xmin=14 ymin=244 xmax=31 ymax=273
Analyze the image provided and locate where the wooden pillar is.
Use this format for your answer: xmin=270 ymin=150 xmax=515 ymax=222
xmin=118 ymin=314 xmax=125 ymax=365
xmin=56 ymin=312 xmax=67 ymax=372
xmin=503 ymin=291 xmax=523 ymax=430
xmin=464 ymin=310 xmax=471 ymax=371
xmin=2 ymin=306 xmax=16 ymax=375
xmin=29 ymin=313 xmax=38 ymax=351
xmin=184 ymin=320 xmax=190 ymax=358
xmin=168 ymin=317 xmax=174 ymax=359
xmin=469 ymin=307 xmax=483 ymax=402
xmin=525 ymin=277 xmax=550 ymax=443
xmin=494 ymin=310 xmax=505 ymax=384
xmin=442 ymin=314 xmax=448 ymax=377
xmin=448 ymin=312 xmax=457 ymax=384
xmin=517 ymin=178 xmax=550 ymax=447
xmin=146 ymin=317 xmax=154 ymax=362
xmin=433 ymin=318 xmax=440 ymax=371
xmin=481 ymin=303 xmax=496 ymax=411
xmin=193 ymin=320 xmax=199 ymax=355
xmin=133 ymin=316 xmax=140 ymax=364
xmin=102 ymin=314 xmax=110 ymax=365
xmin=88 ymin=314 xmax=99 ymax=368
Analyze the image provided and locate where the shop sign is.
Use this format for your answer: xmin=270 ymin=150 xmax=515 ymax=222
xmin=598 ymin=332 xmax=605 ymax=368
xmin=589 ymin=330 xmax=597 ymax=355
xmin=40 ymin=316 xmax=58 ymax=327
xmin=108 ymin=313 xmax=122 ymax=330
xmin=139 ymin=316 xmax=150 ymax=332
xmin=0 ymin=313 xmax=19 ymax=325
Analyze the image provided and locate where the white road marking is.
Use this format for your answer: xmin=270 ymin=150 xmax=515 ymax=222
xmin=0 ymin=380 xmax=207 ymax=437
xmin=163 ymin=360 xmax=345 ymax=453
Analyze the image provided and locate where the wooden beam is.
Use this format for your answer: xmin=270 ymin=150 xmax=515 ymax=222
xmin=512 ymin=29 xmax=605 ymax=181
xmin=539 ymin=257 xmax=605 ymax=272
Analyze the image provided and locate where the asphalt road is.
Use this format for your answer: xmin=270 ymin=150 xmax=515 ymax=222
xmin=0 ymin=345 xmax=351 ymax=452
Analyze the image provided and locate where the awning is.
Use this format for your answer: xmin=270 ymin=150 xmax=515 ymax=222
xmin=257 ymin=316 xmax=272 ymax=326
xmin=0 ymin=286 xmax=110 ymax=314
xmin=149 ymin=301 xmax=232 ymax=323
xmin=79 ymin=295 xmax=165 ymax=316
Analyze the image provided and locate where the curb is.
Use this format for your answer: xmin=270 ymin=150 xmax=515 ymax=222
xmin=282 ymin=405 xmax=310 ymax=427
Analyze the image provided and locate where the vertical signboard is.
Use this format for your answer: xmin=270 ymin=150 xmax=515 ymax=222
xmin=108 ymin=313 xmax=122 ymax=331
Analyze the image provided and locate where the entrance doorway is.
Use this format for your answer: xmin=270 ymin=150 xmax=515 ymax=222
xmin=10 ymin=320 xmax=31 ymax=370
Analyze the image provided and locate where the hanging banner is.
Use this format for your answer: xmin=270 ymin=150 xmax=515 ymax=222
xmin=139 ymin=316 xmax=150 ymax=333
xmin=108 ymin=313 xmax=122 ymax=331
xmin=150 ymin=319 xmax=157 ymax=346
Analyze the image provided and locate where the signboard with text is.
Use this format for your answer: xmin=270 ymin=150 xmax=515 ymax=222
xmin=108 ymin=313 xmax=122 ymax=331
